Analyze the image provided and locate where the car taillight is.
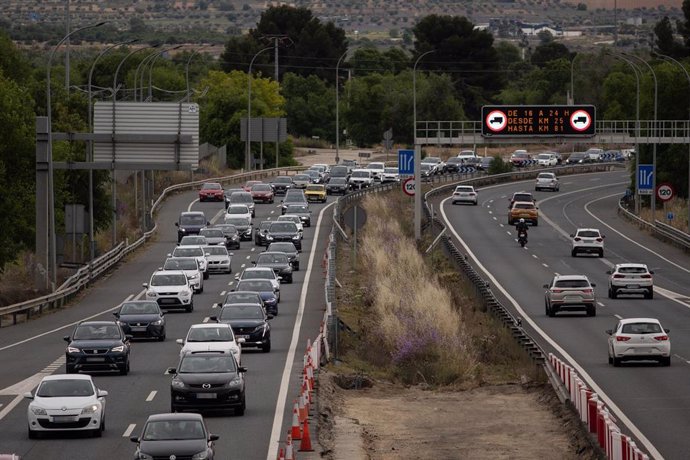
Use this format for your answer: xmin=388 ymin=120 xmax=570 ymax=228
xmin=551 ymin=289 xmax=562 ymax=293
xmin=641 ymin=274 xmax=652 ymax=279
xmin=469 ymin=193 xmax=476 ymax=196
xmin=613 ymin=274 xmax=625 ymax=278
xmin=596 ymin=238 xmax=603 ymax=242
xmin=654 ymin=335 xmax=669 ymax=341
xmin=616 ymin=336 xmax=631 ymax=342
xmin=582 ymin=289 xmax=593 ymax=294
xmin=574 ymin=237 xmax=581 ymax=242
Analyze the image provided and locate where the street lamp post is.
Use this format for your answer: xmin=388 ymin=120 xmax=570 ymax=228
xmin=45 ymin=21 xmax=106 ymax=289
xmin=570 ymin=53 xmax=580 ymax=104
xmin=335 ymin=50 xmax=348 ymax=165
xmin=246 ymin=47 xmax=273 ymax=171
xmin=133 ymin=47 xmax=162 ymax=102
xmin=186 ymin=46 xmax=207 ymax=103
xmin=413 ymin=50 xmax=435 ymax=242
xmin=148 ymin=45 xmax=182 ymax=101
xmin=653 ymin=51 xmax=690 ymax=232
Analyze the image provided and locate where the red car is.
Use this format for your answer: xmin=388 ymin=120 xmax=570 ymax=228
xmin=243 ymin=180 xmax=263 ymax=192
xmin=250 ymin=183 xmax=275 ymax=203
xmin=198 ymin=182 xmax=224 ymax=202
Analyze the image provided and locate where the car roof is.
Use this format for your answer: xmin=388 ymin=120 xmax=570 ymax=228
xmin=614 ymin=263 xmax=648 ymax=268
xmin=180 ymin=211 xmax=205 ymax=216
xmin=575 ymin=228 xmax=600 ymax=232
xmin=618 ymin=317 xmax=661 ymax=325
xmin=152 ymin=270 xmax=186 ymax=276
xmin=79 ymin=320 xmax=118 ymax=326
xmin=553 ymin=274 xmax=590 ymax=281
xmin=42 ymin=373 xmax=93 ymax=381
xmin=189 ymin=323 xmax=232 ymax=330
xmin=243 ymin=267 xmax=273 ymax=272
xmin=146 ymin=413 xmax=204 ymax=422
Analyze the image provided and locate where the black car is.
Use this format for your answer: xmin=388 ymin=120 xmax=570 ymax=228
xmin=113 ymin=301 xmax=166 ymax=341
xmin=168 ymin=351 xmax=246 ymax=415
xmin=266 ymin=242 xmax=300 ymax=270
xmin=329 ymin=165 xmax=350 ymax=180
xmin=254 ymin=220 xmax=273 ymax=246
xmin=444 ymin=157 xmax=463 ymax=173
xmin=233 ymin=280 xmax=279 ymax=315
xmin=280 ymin=191 xmax=308 ymax=214
xmin=212 ymin=304 xmax=272 ymax=352
xmin=131 ymin=413 xmax=219 ymax=459
xmin=222 ymin=291 xmax=265 ymax=309
xmin=223 ymin=216 xmax=252 ymax=241
xmin=477 ymin=156 xmax=494 ymax=171
xmin=64 ymin=321 xmax=131 ymax=375
xmin=175 ymin=211 xmax=209 ymax=243
xmin=265 ymin=221 xmax=302 ymax=250
xmin=566 ymin=152 xmax=590 ymax=164
xmin=270 ymin=176 xmax=293 ymax=195
xmin=326 ymin=177 xmax=349 ymax=195
xmin=213 ymin=223 xmax=241 ymax=250
xmin=254 ymin=252 xmax=293 ymax=284
xmin=283 ymin=204 xmax=311 ymax=227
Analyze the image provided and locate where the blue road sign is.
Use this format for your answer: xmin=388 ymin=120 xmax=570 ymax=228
xmin=398 ymin=149 xmax=415 ymax=175
xmin=637 ymin=164 xmax=654 ymax=195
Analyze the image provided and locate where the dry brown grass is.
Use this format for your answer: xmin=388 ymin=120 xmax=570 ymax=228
xmin=638 ymin=197 xmax=689 ymax=233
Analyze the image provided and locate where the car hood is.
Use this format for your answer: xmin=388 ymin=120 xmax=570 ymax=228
xmin=176 ymin=371 xmax=236 ymax=385
xmin=221 ymin=319 xmax=266 ymax=328
xmin=206 ymin=255 xmax=230 ymax=262
xmin=179 ymin=224 xmax=205 ymax=231
xmin=258 ymin=292 xmax=277 ymax=302
xmin=252 ymin=191 xmax=273 ymax=196
xmin=269 ymin=231 xmax=299 ymax=238
xmin=203 ymin=237 xmax=226 ymax=244
xmin=34 ymin=395 xmax=96 ymax=409
xmin=181 ymin=342 xmax=237 ymax=354
xmin=69 ymin=339 xmax=123 ymax=348
xmin=139 ymin=439 xmax=208 ymax=457
xmin=257 ymin=262 xmax=290 ymax=271
xmin=118 ymin=314 xmax=162 ymax=323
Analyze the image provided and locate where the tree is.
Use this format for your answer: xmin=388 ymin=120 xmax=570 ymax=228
xmin=349 ymin=46 xmax=410 ymax=76
xmin=530 ymin=42 xmax=571 ymax=68
xmin=678 ymin=0 xmax=690 ymax=52
xmin=282 ymin=72 xmax=335 ymax=141
xmin=655 ymin=17 xmax=684 ymax=58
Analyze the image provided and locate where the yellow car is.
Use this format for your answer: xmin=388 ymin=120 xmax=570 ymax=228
xmin=508 ymin=201 xmax=538 ymax=226
xmin=305 ymin=184 xmax=327 ymax=203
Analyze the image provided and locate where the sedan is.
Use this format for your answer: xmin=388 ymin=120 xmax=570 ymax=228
xmin=607 ymin=263 xmax=654 ymax=299
xmin=544 ymin=275 xmax=596 ymax=317
xmin=235 ymin=267 xmax=282 ymax=300
xmin=26 ymin=374 xmax=107 ymax=438
xmin=607 ymin=318 xmax=671 ymax=366
xmin=225 ymin=204 xmax=252 ymax=222
xmin=292 ymin=174 xmax=312 ymax=189
xmin=270 ymin=176 xmax=293 ymax=195
xmin=283 ymin=204 xmax=311 ymax=227
xmin=254 ymin=251 xmax=293 ymax=284
xmin=204 ymin=245 xmax=233 ymax=274
xmin=267 ymin=242 xmax=300 ymax=270
xmin=213 ymin=224 xmax=241 ymax=250
xmin=64 ymin=321 xmax=131 ymax=375
xmin=199 ymin=227 xmax=227 ymax=246
xmin=223 ymin=216 xmax=253 ymax=241
xmin=250 ymin=183 xmax=275 ymax=203
xmin=535 ymin=172 xmax=560 ymax=192
xmin=198 ymin=182 xmax=224 ymax=202
xmin=233 ymin=279 xmax=279 ymax=315
xmin=255 ymin=220 xmax=274 ymax=246
xmin=131 ymin=413 xmax=219 ymax=460
xmin=326 ymin=177 xmax=349 ymax=195
xmin=113 ymin=301 xmax=166 ymax=341
xmin=177 ymin=323 xmax=243 ymax=364
xmin=212 ymin=304 xmax=272 ymax=352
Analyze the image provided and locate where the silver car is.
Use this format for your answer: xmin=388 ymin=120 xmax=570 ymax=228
xmin=534 ymin=172 xmax=560 ymax=192
xmin=544 ymin=275 xmax=596 ymax=317
xmin=199 ymin=228 xmax=226 ymax=246
xmin=204 ymin=245 xmax=233 ymax=274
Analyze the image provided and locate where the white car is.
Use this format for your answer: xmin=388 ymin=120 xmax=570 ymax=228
xmin=607 ymin=318 xmax=670 ymax=366
xmin=421 ymin=157 xmax=446 ymax=174
xmin=203 ymin=245 xmax=233 ymax=274
xmin=143 ymin=270 xmax=194 ymax=312
xmin=571 ymin=228 xmax=604 ymax=258
xmin=585 ymin=148 xmax=604 ymax=162
xmin=535 ymin=153 xmax=558 ymax=167
xmin=225 ymin=204 xmax=252 ymax=222
xmin=235 ymin=267 xmax=281 ymax=301
xmin=177 ymin=323 xmax=243 ymax=364
xmin=25 ymin=374 xmax=107 ymax=438
xmin=365 ymin=162 xmax=386 ymax=180
xmin=607 ymin=263 xmax=654 ymax=299
xmin=170 ymin=245 xmax=209 ymax=279
xmin=451 ymin=185 xmax=478 ymax=205
xmin=457 ymin=150 xmax=478 ymax=163
xmin=162 ymin=257 xmax=204 ymax=293
xmin=277 ymin=214 xmax=304 ymax=234
xmin=349 ymin=169 xmax=374 ymax=188
xmin=535 ymin=172 xmax=560 ymax=191
xmin=380 ymin=167 xmax=400 ymax=183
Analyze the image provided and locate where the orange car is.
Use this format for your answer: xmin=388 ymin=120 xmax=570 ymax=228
xmin=508 ymin=201 xmax=538 ymax=226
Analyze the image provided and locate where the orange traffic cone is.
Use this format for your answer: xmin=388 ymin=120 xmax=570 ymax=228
xmin=291 ymin=401 xmax=302 ymax=440
xmin=285 ymin=434 xmax=295 ymax=460
xmin=299 ymin=417 xmax=314 ymax=452
xmin=306 ymin=358 xmax=315 ymax=388
xmin=277 ymin=447 xmax=285 ymax=460
xmin=302 ymin=383 xmax=311 ymax=410
xmin=303 ymin=373 xmax=312 ymax=394
xmin=298 ymin=392 xmax=307 ymax=423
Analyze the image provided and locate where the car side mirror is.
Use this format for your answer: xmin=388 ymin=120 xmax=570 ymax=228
xmin=209 ymin=434 xmax=220 ymax=442
xmin=605 ymin=329 xmax=613 ymax=335
xmin=606 ymin=271 xmax=612 ymax=275
xmin=142 ymin=283 xmax=149 ymax=288
xmin=590 ymin=283 xmax=596 ymax=287
xmin=601 ymin=235 xmax=606 ymax=239
xmin=130 ymin=436 xmax=140 ymax=443
xmin=167 ymin=367 xmax=177 ymax=374
xmin=175 ymin=222 xmax=179 ymax=227
xmin=160 ymin=311 xmax=166 ymax=316
xmin=176 ymin=339 xmax=184 ymax=345
xmin=64 ymin=335 xmax=71 ymax=342
xmin=97 ymin=390 xmax=108 ymax=398
xmin=24 ymin=392 xmax=34 ymax=399
xmin=167 ymin=253 xmax=172 ymax=257
xmin=665 ymin=328 xmax=670 ymax=333
xmin=209 ymin=316 xmax=218 ymax=322
xmin=238 ymin=366 xmax=247 ymax=373
xmin=113 ymin=312 xmax=119 ymax=318
xmin=649 ymin=270 xmax=654 ymax=274
xmin=207 ymin=221 xmax=210 ymax=225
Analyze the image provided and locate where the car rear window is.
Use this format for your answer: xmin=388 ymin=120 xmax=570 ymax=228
xmin=618 ymin=267 xmax=647 ymax=274
xmin=621 ymin=323 xmax=662 ymax=334
xmin=554 ymin=279 xmax=590 ymax=288
xmin=577 ymin=230 xmax=600 ymax=238
xmin=514 ymin=203 xmax=535 ymax=209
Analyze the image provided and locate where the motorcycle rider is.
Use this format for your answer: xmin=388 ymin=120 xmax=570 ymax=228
xmin=515 ymin=218 xmax=529 ymax=238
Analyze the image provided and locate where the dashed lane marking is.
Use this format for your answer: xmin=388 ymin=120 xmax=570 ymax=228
xmin=145 ymin=391 xmax=157 ymax=402
xmin=123 ymin=424 xmax=136 ymax=437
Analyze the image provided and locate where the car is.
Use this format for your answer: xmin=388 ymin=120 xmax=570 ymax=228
xmin=204 ymin=245 xmax=233 ymax=274
xmin=380 ymin=167 xmax=400 ymax=183
xmin=264 ymin=221 xmax=302 ymax=250
xmin=175 ymin=211 xmax=208 ymax=243
xmin=222 ymin=291 xmax=265 ymax=311
xmin=198 ymin=182 xmax=224 ymax=202
xmin=235 ymin=266 xmax=282 ymax=299
xmin=25 ymin=374 xmax=107 ymax=438
xmin=605 ymin=149 xmax=625 ymax=162
xmin=291 ymin=174 xmax=312 ymax=189
xmin=212 ymin=304 xmax=273 ymax=352
xmin=420 ymin=163 xmax=435 ymax=179
xmin=607 ymin=318 xmax=671 ymax=366
xmin=283 ymin=204 xmax=311 ymax=227
xmin=226 ymin=191 xmax=255 ymax=217
xmin=281 ymin=190 xmax=308 ymax=214
xmin=213 ymin=224 xmax=241 ymax=250
xmin=571 ymin=228 xmax=605 ymax=257
xmin=329 ymin=165 xmax=350 ymax=180
xmin=223 ymin=215 xmax=253 ymax=241
xmin=445 ymin=157 xmax=464 ymax=173
xmin=199 ymin=227 xmax=226 ymax=246
xmin=64 ymin=321 xmax=131 ymax=375
xmin=508 ymin=201 xmax=538 ymax=225
xmin=535 ymin=152 xmax=558 ymax=167
xmin=131 ymin=413 xmax=219 ymax=459
xmin=421 ymin=157 xmax=446 ymax=174
xmin=144 ymin=270 xmax=194 ymax=312
xmin=162 ymin=257 xmax=204 ymax=293
xmin=250 ymin=183 xmax=275 ymax=203
xmin=456 ymin=150 xmax=478 ymax=162
xmin=477 ymin=156 xmax=494 ymax=171
xmin=267 ymin=242 xmax=300 ymax=270
xmin=223 ymin=187 xmax=245 ymax=209
xmin=225 ymin=204 xmax=252 ymax=222
xmin=114 ymin=300 xmax=166 ymax=341
xmin=312 ymin=163 xmax=331 ymax=174
xmin=341 ymin=159 xmax=359 ymax=171
xmin=242 ymin=180 xmax=263 ymax=192
xmin=451 ymin=185 xmax=478 ymax=205
xmin=510 ymin=150 xmax=531 ymax=167
xmin=326 ymin=177 xmax=350 ymax=195
xmin=170 ymin=245 xmax=209 ymax=279
xmin=254 ymin=251 xmax=293 ymax=284
xmin=607 ymin=263 xmax=654 ymax=299
xmin=304 ymin=169 xmax=324 ymax=184
xmin=255 ymin=220 xmax=273 ymax=246
xmin=270 ymin=175 xmax=294 ymax=195
xmin=509 ymin=191 xmax=536 ymax=207
xmin=585 ymin=148 xmax=604 ymax=162
xmin=544 ymin=275 xmax=597 ymax=317
xmin=365 ymin=162 xmax=386 ymax=180
xmin=177 ymin=323 xmax=243 ymax=364
xmin=232 ymin=279 xmax=279 ymax=315
xmin=305 ymin=184 xmax=327 ymax=202
xmin=278 ymin=214 xmax=304 ymax=234
xmin=535 ymin=172 xmax=560 ymax=191
xmin=565 ymin=152 xmax=589 ymax=164
xmin=349 ymin=169 xmax=374 ymax=188
xmin=178 ymin=235 xmax=208 ymax=247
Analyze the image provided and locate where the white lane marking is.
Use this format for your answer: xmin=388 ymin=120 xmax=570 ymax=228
xmin=245 ymin=256 xmax=250 ymax=260
xmin=186 ymin=198 xmax=200 ymax=212
xmin=123 ymin=424 xmax=136 ymax=437
xmin=440 ymin=193 xmax=663 ymax=460
xmin=506 ymin=231 xmax=512 ymax=236
xmin=614 ymin=314 xmax=623 ymax=320
xmin=488 ymin=211 xmax=493 ymax=215
xmin=212 ymin=303 xmax=218 ymax=309
xmin=220 ymin=291 xmax=226 ymax=297
xmin=202 ymin=317 xmax=209 ymax=323
xmin=0 ymin=293 xmax=139 ymax=353
xmin=251 ymin=247 xmax=256 ymax=252
xmin=499 ymin=224 xmax=504 ymax=227
xmin=146 ymin=391 xmax=157 ymax=402
xmin=542 ymin=263 xmax=549 ymax=268
xmin=266 ymin=201 xmax=334 ymax=460
xmin=228 ymin=281 xmax=234 ymax=286
xmin=597 ymin=302 xmax=605 ymax=307
xmin=210 ymin=207 xmax=226 ymax=225
xmin=240 ymin=264 xmax=246 ymax=269
xmin=532 ymin=254 xmax=538 ymax=259
xmin=492 ymin=216 xmax=497 ymax=221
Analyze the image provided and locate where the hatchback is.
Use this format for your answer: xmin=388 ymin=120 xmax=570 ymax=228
xmin=544 ymin=275 xmax=596 ymax=317
xmin=451 ymin=185 xmax=478 ymax=205
xmin=571 ymin=228 xmax=604 ymax=257
xmin=535 ymin=172 xmax=560 ymax=192
xmin=131 ymin=413 xmax=219 ymax=459
xmin=607 ymin=318 xmax=670 ymax=366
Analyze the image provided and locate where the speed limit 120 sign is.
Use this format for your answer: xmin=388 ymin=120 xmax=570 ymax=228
xmin=656 ymin=183 xmax=675 ymax=202
xmin=402 ymin=177 xmax=415 ymax=196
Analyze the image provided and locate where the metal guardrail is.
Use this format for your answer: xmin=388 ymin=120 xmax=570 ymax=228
xmin=0 ymin=166 xmax=307 ymax=327
xmin=615 ymin=199 xmax=690 ymax=253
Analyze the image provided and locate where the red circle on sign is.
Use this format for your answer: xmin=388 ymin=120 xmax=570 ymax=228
xmin=485 ymin=110 xmax=507 ymax=132
xmin=402 ymin=177 xmax=415 ymax=196
xmin=656 ymin=183 xmax=675 ymax=202
xmin=570 ymin=110 xmax=592 ymax=132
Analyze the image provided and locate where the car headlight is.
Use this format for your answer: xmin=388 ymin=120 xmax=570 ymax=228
xmin=292 ymin=235 xmax=300 ymax=240
xmin=151 ymin=320 xmax=163 ymax=326
xmin=67 ymin=346 xmax=81 ymax=353
xmin=266 ymin=235 xmax=274 ymax=240
xmin=111 ymin=345 xmax=125 ymax=352
xmin=31 ymin=406 xmax=47 ymax=415
xmin=179 ymin=228 xmax=187 ymax=233
xmin=171 ymin=378 xmax=186 ymax=389
xmin=81 ymin=404 xmax=99 ymax=415
xmin=146 ymin=290 xmax=157 ymax=298
xmin=188 ymin=273 xmax=199 ymax=279
xmin=192 ymin=450 xmax=210 ymax=460
xmin=181 ymin=289 xmax=191 ymax=297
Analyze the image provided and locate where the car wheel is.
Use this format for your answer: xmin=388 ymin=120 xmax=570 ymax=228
xmin=203 ymin=271 xmax=209 ymax=280
xmin=661 ymin=356 xmax=671 ymax=366
xmin=28 ymin=426 xmax=38 ymax=439
xmin=65 ymin=365 xmax=75 ymax=374
xmin=508 ymin=218 xmax=513 ymax=225
xmin=158 ymin=333 xmax=166 ymax=342
xmin=262 ymin=341 xmax=271 ymax=353
xmin=611 ymin=288 xmax=617 ymax=299
xmin=547 ymin=305 xmax=556 ymax=318
xmin=612 ymin=357 xmax=621 ymax=367
xmin=473 ymin=201 xmax=478 ymax=206
xmin=100 ymin=417 xmax=105 ymax=432
xmin=294 ymin=263 xmax=299 ymax=271
xmin=571 ymin=249 xmax=577 ymax=257
xmin=288 ymin=276 xmax=293 ymax=284
xmin=599 ymin=250 xmax=604 ymax=258
xmin=533 ymin=220 xmax=538 ymax=227
xmin=608 ymin=354 xmax=613 ymax=364
xmin=119 ymin=360 xmax=129 ymax=376
xmin=186 ymin=304 xmax=193 ymax=313
xmin=645 ymin=288 xmax=654 ymax=299
xmin=586 ymin=306 xmax=596 ymax=317
xmin=236 ymin=399 xmax=246 ymax=416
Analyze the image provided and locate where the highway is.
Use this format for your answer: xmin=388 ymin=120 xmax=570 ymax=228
xmin=0 ymin=184 xmax=333 ymax=460
xmin=439 ymin=169 xmax=690 ymax=460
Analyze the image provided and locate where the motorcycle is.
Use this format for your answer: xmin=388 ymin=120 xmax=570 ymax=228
xmin=517 ymin=231 xmax=528 ymax=247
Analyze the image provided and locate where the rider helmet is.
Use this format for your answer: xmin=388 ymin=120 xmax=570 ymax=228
xmin=519 ymin=218 xmax=525 ymax=223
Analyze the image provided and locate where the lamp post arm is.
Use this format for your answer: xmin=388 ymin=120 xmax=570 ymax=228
xmin=148 ymin=45 xmax=182 ymax=101
xmin=413 ymin=50 xmax=435 ymax=144
xmin=186 ymin=46 xmax=207 ymax=103
xmin=246 ymin=46 xmax=274 ymax=171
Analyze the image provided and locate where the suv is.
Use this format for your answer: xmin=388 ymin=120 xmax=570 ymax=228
xmin=144 ymin=270 xmax=194 ymax=312
xmin=365 ymin=162 xmax=386 ymax=180
xmin=349 ymin=169 xmax=374 ymax=188
xmin=329 ymin=165 xmax=350 ymax=180
xmin=509 ymin=192 xmax=536 ymax=207
xmin=168 ymin=351 xmax=246 ymax=415
xmin=571 ymin=228 xmax=605 ymax=257
xmin=607 ymin=263 xmax=654 ymax=299
xmin=265 ymin=221 xmax=302 ymax=250
xmin=175 ymin=212 xmax=209 ymax=243
xmin=212 ymin=304 xmax=273 ymax=352
xmin=544 ymin=275 xmax=597 ymax=317
xmin=508 ymin=201 xmax=538 ymax=225
xmin=162 ymin=257 xmax=204 ymax=293
xmin=227 ymin=191 xmax=255 ymax=217
xmin=535 ymin=172 xmax=560 ymax=191
xmin=451 ymin=185 xmax=478 ymax=205
xmin=64 ymin=321 xmax=131 ymax=375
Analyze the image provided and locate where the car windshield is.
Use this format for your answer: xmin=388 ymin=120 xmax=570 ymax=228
xmin=279 ymin=216 xmax=300 ymax=224
xmin=37 ymin=379 xmax=94 ymax=397
xmin=421 ymin=164 xmax=432 ymax=170
xmin=570 ymin=153 xmax=586 ymax=159
xmin=294 ymin=175 xmax=310 ymax=181
xmin=514 ymin=203 xmax=535 ymax=210
xmin=268 ymin=243 xmax=296 ymax=253
xmin=220 ymin=305 xmax=265 ymax=320
xmin=618 ymin=266 xmax=648 ymax=274
xmin=201 ymin=183 xmax=221 ymax=190
xmin=283 ymin=195 xmax=306 ymax=204
xmin=205 ymin=246 xmax=228 ymax=256
xmin=237 ymin=279 xmax=274 ymax=291
xmin=538 ymin=174 xmax=555 ymax=179
xmin=513 ymin=194 xmax=532 ymax=201
xmin=329 ymin=178 xmax=347 ymax=184
xmin=577 ymin=230 xmax=600 ymax=238
xmin=273 ymin=177 xmax=293 ymax=184
xmin=225 ymin=292 xmax=261 ymax=304
xmin=73 ymin=324 xmax=121 ymax=340
xmin=179 ymin=215 xmax=206 ymax=225
xmin=180 ymin=236 xmax=206 ymax=245
xmin=224 ymin=217 xmax=249 ymax=226
xmin=179 ymin=355 xmax=236 ymax=373
xmin=352 ymin=171 xmax=369 ymax=178
xmin=384 ymin=168 xmax=398 ymax=173
xmin=200 ymin=229 xmax=224 ymax=238
xmin=257 ymin=254 xmax=288 ymax=264
xmin=621 ymin=322 xmax=662 ymax=334
xmin=367 ymin=163 xmax=385 ymax=169
xmin=554 ymin=279 xmax=590 ymax=288
xmin=151 ymin=274 xmax=187 ymax=286
xmin=252 ymin=184 xmax=272 ymax=192
xmin=512 ymin=153 xmax=529 ymax=159
xmin=142 ymin=420 xmax=205 ymax=441
xmin=241 ymin=270 xmax=274 ymax=280
xmin=455 ymin=187 xmax=473 ymax=193
xmin=537 ymin=154 xmax=552 ymax=160
xmin=216 ymin=224 xmax=237 ymax=234
xmin=286 ymin=205 xmax=309 ymax=213
xmin=187 ymin=327 xmax=234 ymax=342
xmin=229 ymin=193 xmax=253 ymax=204
xmin=270 ymin=223 xmax=297 ymax=232
xmin=227 ymin=206 xmax=249 ymax=214
xmin=120 ymin=302 xmax=159 ymax=315
xmin=173 ymin=247 xmax=203 ymax=257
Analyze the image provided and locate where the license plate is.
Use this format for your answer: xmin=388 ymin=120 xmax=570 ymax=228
xmin=626 ymin=285 xmax=639 ymax=289
xmin=160 ymin=298 xmax=176 ymax=304
xmin=87 ymin=357 xmax=105 ymax=362
xmin=197 ymin=393 xmax=217 ymax=399
xmin=52 ymin=415 xmax=78 ymax=423
xmin=564 ymin=296 xmax=580 ymax=302
xmin=237 ymin=335 xmax=250 ymax=340
xmin=131 ymin=326 xmax=147 ymax=332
